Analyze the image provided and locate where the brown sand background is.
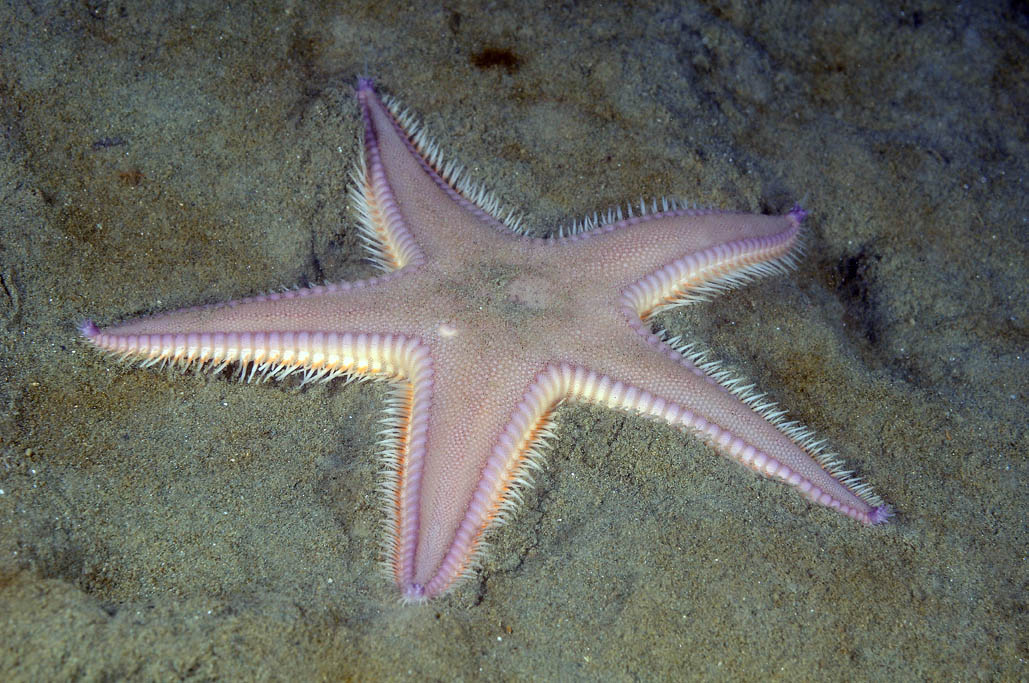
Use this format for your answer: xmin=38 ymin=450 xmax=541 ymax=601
xmin=1 ymin=1 xmax=1025 ymax=679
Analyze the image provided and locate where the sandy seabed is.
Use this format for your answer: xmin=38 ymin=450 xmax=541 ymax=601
xmin=1 ymin=2 xmax=1025 ymax=680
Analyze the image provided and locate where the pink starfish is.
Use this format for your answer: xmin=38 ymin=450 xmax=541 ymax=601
xmin=80 ymin=78 xmax=891 ymax=602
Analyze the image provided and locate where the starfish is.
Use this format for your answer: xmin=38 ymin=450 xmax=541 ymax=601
xmin=80 ymin=78 xmax=891 ymax=603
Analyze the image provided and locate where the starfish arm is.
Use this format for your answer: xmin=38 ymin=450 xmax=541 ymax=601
xmin=82 ymin=270 xmax=428 ymax=335
xmin=351 ymin=80 xmax=425 ymax=272
xmin=555 ymin=206 xmax=805 ymax=316
xmin=78 ymin=272 xmax=438 ymax=382
xmin=81 ymin=312 xmax=425 ymax=381
xmin=564 ymin=326 xmax=890 ymax=526
xmin=356 ymin=80 xmax=519 ymax=261
xmin=399 ymin=356 xmax=567 ymax=601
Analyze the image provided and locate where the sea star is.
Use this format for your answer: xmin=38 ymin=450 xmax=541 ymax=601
xmin=80 ymin=78 xmax=891 ymax=602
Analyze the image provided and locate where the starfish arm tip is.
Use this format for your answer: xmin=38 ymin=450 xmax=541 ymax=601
xmin=79 ymin=320 xmax=99 ymax=338
xmin=788 ymin=204 xmax=808 ymax=225
xmin=868 ymin=504 xmax=894 ymax=525
xmin=401 ymin=583 xmax=429 ymax=604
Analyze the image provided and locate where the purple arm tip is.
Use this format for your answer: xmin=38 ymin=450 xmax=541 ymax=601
xmin=788 ymin=204 xmax=808 ymax=225
xmin=869 ymin=505 xmax=894 ymax=525
xmin=357 ymin=77 xmax=375 ymax=92
xmin=79 ymin=320 xmax=99 ymax=338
